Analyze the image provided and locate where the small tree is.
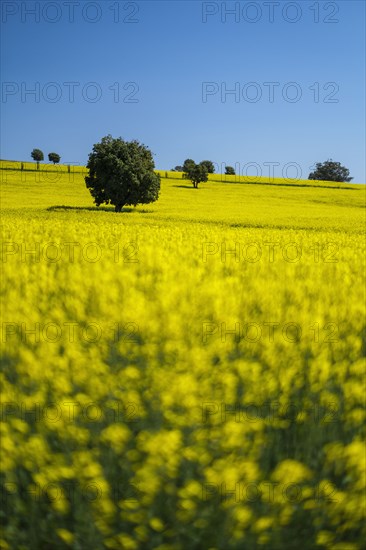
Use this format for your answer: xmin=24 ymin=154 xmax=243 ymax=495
xmin=48 ymin=152 xmax=61 ymax=164
xmin=174 ymin=165 xmax=183 ymax=172
xmin=308 ymin=160 xmax=353 ymax=182
xmin=183 ymin=161 xmax=209 ymax=189
xmin=183 ymin=159 xmax=196 ymax=173
xmin=201 ymin=160 xmax=215 ymax=173
xmin=225 ymin=166 xmax=235 ymax=175
xmin=31 ymin=148 xmax=44 ymax=169
xmin=85 ymin=135 xmax=160 ymax=212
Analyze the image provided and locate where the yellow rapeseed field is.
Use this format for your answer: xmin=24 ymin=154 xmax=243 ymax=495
xmin=1 ymin=163 xmax=365 ymax=549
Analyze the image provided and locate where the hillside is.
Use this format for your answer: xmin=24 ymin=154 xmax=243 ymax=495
xmin=1 ymin=162 xmax=364 ymax=233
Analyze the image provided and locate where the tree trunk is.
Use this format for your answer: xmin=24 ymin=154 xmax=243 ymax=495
xmin=115 ymin=203 xmax=124 ymax=213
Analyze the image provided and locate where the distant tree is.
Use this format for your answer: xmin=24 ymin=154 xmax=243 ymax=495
xmin=183 ymin=159 xmax=196 ymax=173
xmin=31 ymin=148 xmax=44 ymax=169
xmin=48 ymin=152 xmax=61 ymax=164
xmin=225 ymin=166 xmax=235 ymax=175
xmin=201 ymin=160 xmax=215 ymax=173
xmin=183 ymin=161 xmax=209 ymax=189
xmin=308 ymin=160 xmax=353 ymax=182
xmin=174 ymin=165 xmax=183 ymax=172
xmin=85 ymin=135 xmax=160 ymax=212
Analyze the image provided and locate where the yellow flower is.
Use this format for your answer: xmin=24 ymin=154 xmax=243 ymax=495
xmin=101 ymin=424 xmax=131 ymax=453
xmin=149 ymin=518 xmax=165 ymax=532
xmin=271 ymin=459 xmax=313 ymax=484
xmin=253 ymin=517 xmax=274 ymax=532
xmin=56 ymin=529 xmax=74 ymax=544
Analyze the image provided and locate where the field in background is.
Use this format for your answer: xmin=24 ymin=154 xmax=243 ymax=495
xmin=1 ymin=165 xmax=365 ymax=549
xmin=1 ymin=163 xmax=364 ymax=231
xmin=0 ymin=159 xmax=88 ymax=174
xmin=1 ymin=159 xmax=362 ymax=189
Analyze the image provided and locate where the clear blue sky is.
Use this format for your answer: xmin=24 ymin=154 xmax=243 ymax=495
xmin=1 ymin=0 xmax=365 ymax=182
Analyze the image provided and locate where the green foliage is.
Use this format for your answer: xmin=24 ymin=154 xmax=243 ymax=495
xmin=183 ymin=161 xmax=209 ymax=188
xmin=225 ymin=166 xmax=236 ymax=175
xmin=31 ymin=148 xmax=44 ymax=168
xmin=182 ymin=158 xmax=196 ymax=173
xmin=48 ymin=152 xmax=61 ymax=164
xmin=85 ymin=135 xmax=160 ymax=212
xmin=201 ymin=160 xmax=215 ymax=173
xmin=309 ymin=159 xmax=353 ymax=182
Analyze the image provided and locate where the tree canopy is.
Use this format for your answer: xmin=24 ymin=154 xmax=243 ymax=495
xmin=31 ymin=148 xmax=44 ymax=168
xmin=201 ymin=160 xmax=215 ymax=173
xmin=308 ymin=160 xmax=353 ymax=182
xmin=85 ymin=135 xmax=160 ymax=212
xmin=183 ymin=159 xmax=196 ymax=174
xmin=183 ymin=161 xmax=209 ymax=188
xmin=48 ymin=152 xmax=61 ymax=164
xmin=225 ymin=166 xmax=235 ymax=175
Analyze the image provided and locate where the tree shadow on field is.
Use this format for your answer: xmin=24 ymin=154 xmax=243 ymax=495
xmin=172 ymin=184 xmax=197 ymax=189
xmin=47 ymin=205 xmax=114 ymax=212
xmin=47 ymin=205 xmax=153 ymax=213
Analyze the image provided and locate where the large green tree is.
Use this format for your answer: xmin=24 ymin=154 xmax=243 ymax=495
xmin=308 ymin=160 xmax=353 ymax=182
xmin=85 ymin=135 xmax=160 ymax=212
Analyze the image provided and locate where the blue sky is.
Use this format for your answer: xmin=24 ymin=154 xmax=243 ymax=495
xmin=1 ymin=0 xmax=365 ymax=182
